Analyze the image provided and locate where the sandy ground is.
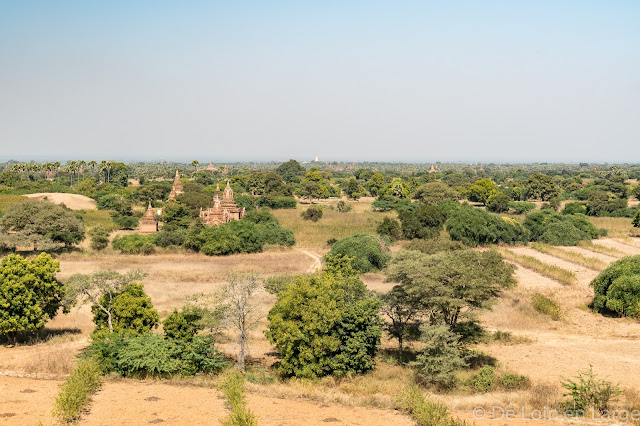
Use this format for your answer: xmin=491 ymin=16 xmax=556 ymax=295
xmin=24 ymin=192 xmax=97 ymax=210
xmin=0 ymin=376 xmax=60 ymax=425
xmin=480 ymin=238 xmax=640 ymax=389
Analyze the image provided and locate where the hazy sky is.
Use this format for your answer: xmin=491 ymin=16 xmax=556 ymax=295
xmin=1 ymin=1 xmax=638 ymax=163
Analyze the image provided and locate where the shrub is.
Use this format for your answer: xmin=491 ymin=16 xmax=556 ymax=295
xmin=92 ymin=283 xmax=159 ymax=335
xmin=336 ymin=200 xmax=352 ymax=213
xmin=591 ymin=255 xmax=640 ymax=317
xmin=112 ymin=214 xmax=139 ymax=230
xmin=469 ymin=366 xmax=495 ymax=393
xmin=218 ymin=371 xmax=258 ymax=426
xmin=376 ymin=217 xmax=402 ymax=241
xmin=498 ymin=372 xmax=530 ymax=390
xmin=561 ymin=365 xmax=621 ymax=414
xmin=163 ymin=307 xmax=204 ymax=342
xmin=326 ymin=233 xmax=390 ymax=273
xmin=633 ymin=210 xmax=640 ymax=228
xmin=53 ymin=357 xmax=103 ymax=423
xmin=562 ymin=202 xmax=587 ymax=215
xmin=531 ymin=293 xmax=562 ymax=320
xmin=266 ymin=271 xmax=382 ymax=378
xmin=539 ymin=221 xmax=589 ymax=246
xmin=445 ymin=206 xmax=530 ymax=246
xmin=257 ymin=195 xmax=297 ymax=209
xmin=404 ymin=237 xmax=465 ymax=255
xmin=396 ymin=384 xmax=468 ymax=426
xmin=399 ymin=205 xmax=445 ymax=239
xmin=413 ymin=325 xmax=466 ymax=389
xmin=524 ymin=210 xmax=600 ymax=245
xmin=486 ymin=192 xmax=511 ymax=213
xmin=200 ymin=226 xmax=243 ymax=256
xmin=412 ymin=182 xmax=459 ymax=205
xmin=508 ymin=201 xmax=536 ymax=215
xmin=112 ymin=234 xmax=154 ymax=254
xmin=88 ymin=226 xmax=110 ymax=251
xmin=301 ymin=205 xmax=323 ymax=222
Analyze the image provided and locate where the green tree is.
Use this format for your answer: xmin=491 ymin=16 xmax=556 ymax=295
xmin=466 ymin=179 xmax=498 ymax=205
xmin=88 ymin=226 xmax=110 ymax=251
xmin=0 ymin=253 xmax=65 ymax=345
xmin=301 ymin=206 xmax=323 ymax=222
xmin=326 ymin=234 xmax=391 ymax=273
xmin=445 ymin=206 xmax=530 ymax=246
xmin=386 ymin=249 xmax=515 ymax=328
xmin=91 ymin=283 xmax=159 ymax=336
xmin=64 ymin=269 xmax=150 ymax=334
xmin=266 ymin=270 xmax=382 ymax=378
xmin=486 ymin=192 xmax=511 ymax=213
xmin=384 ymin=178 xmax=409 ymax=198
xmin=591 ymin=255 xmax=640 ymax=318
xmin=398 ymin=205 xmax=445 ymax=240
xmin=163 ymin=306 xmax=205 ymax=342
xmin=633 ymin=210 xmax=640 ymax=228
xmin=413 ymin=325 xmax=466 ymax=389
xmin=377 ymin=217 xmax=402 ymax=241
xmin=379 ymin=286 xmax=421 ymax=358
xmin=275 ymin=159 xmax=305 ymax=183
xmin=413 ymin=182 xmax=459 ymax=205
xmin=527 ymin=174 xmax=560 ymax=201
xmin=0 ymin=199 xmax=85 ymax=250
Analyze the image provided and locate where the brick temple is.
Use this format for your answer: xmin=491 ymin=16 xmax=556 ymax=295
xmin=199 ymin=181 xmax=245 ymax=225
xmin=168 ymin=170 xmax=184 ymax=200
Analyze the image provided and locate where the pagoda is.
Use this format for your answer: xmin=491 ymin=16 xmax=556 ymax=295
xmin=199 ymin=181 xmax=246 ymax=226
xmin=139 ymin=202 xmax=158 ymax=233
xmin=168 ymin=170 xmax=184 ymax=200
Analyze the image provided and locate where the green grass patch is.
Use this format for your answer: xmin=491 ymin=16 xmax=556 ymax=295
xmin=271 ymin=203 xmax=395 ymax=248
xmin=396 ymin=384 xmax=468 ymax=426
xmin=0 ymin=194 xmax=25 ymax=211
xmin=498 ymin=249 xmax=577 ymax=285
xmin=78 ymin=210 xmax=117 ymax=231
xmin=52 ymin=357 xmax=103 ymax=423
xmin=577 ymin=241 xmax=625 ymax=258
xmin=218 ymin=370 xmax=258 ymax=426
xmin=532 ymin=292 xmax=562 ymax=320
xmin=531 ymin=243 xmax=606 ymax=271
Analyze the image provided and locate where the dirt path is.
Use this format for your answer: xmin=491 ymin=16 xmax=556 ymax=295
xmin=299 ymin=249 xmax=323 ymax=273
xmin=24 ymin=192 xmax=97 ymax=210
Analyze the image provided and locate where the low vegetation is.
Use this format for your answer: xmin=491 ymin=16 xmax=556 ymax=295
xmin=218 ymin=371 xmax=258 ymax=426
xmin=396 ymin=384 xmax=468 ymax=426
xmin=326 ymin=233 xmax=390 ymax=273
xmin=498 ymin=248 xmax=577 ymax=285
xmin=561 ymin=365 xmax=621 ymax=414
xmin=591 ymin=255 xmax=640 ymax=317
xmin=577 ymin=240 xmax=625 ymax=257
xmin=53 ymin=357 xmax=103 ymax=423
xmin=530 ymin=243 xmax=606 ymax=270
xmin=531 ymin=292 xmax=562 ymax=320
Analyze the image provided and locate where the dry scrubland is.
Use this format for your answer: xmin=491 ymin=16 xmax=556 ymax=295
xmin=2 ymin=198 xmax=640 ymax=424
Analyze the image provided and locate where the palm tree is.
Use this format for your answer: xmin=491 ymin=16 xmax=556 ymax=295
xmin=191 ymin=160 xmax=200 ymax=172
xmin=88 ymin=160 xmax=97 ymax=177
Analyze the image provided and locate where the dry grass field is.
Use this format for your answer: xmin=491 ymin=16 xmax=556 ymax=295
xmin=2 ymin=200 xmax=640 ymax=424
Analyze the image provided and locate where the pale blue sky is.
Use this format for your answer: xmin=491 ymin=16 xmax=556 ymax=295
xmin=0 ymin=1 xmax=638 ymax=162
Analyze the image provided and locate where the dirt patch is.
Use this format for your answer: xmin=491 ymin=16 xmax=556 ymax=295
xmin=0 ymin=376 xmax=60 ymax=425
xmin=24 ymin=193 xmax=97 ymax=210
xmin=247 ymin=393 xmax=413 ymax=425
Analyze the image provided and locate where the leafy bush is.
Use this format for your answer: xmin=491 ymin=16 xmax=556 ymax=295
xmin=399 ymin=205 xmax=445 ymax=239
xmin=301 ymin=205 xmax=323 ymax=222
xmin=561 ymin=366 xmax=621 ymax=414
xmin=524 ymin=210 xmax=601 ymax=245
xmin=266 ymin=270 xmax=382 ymax=378
xmin=404 ymin=237 xmax=465 ymax=255
xmin=591 ymin=255 xmax=640 ymax=317
xmin=163 ymin=307 xmax=204 ymax=342
xmin=508 ymin=201 xmax=536 ymax=214
xmin=86 ymin=332 xmax=227 ymax=377
xmin=445 ymin=206 xmax=530 ymax=246
xmin=112 ymin=234 xmax=156 ymax=254
xmin=396 ymin=384 xmax=468 ymax=426
xmin=486 ymin=192 xmax=511 ymax=213
xmin=112 ymin=214 xmax=139 ymax=230
xmin=257 ymin=195 xmax=297 ymax=209
xmin=498 ymin=372 xmax=530 ymax=390
xmin=326 ymin=233 xmax=390 ymax=273
xmin=336 ymin=200 xmax=352 ymax=213
xmin=53 ymin=357 xmax=102 ymax=423
xmin=532 ymin=293 xmax=561 ymax=320
xmin=376 ymin=217 xmax=402 ymax=241
xmin=92 ymin=283 xmax=159 ymax=335
xmin=633 ymin=210 xmax=640 ymax=228
xmin=413 ymin=325 xmax=466 ymax=389
xmin=469 ymin=366 xmax=495 ymax=393
xmin=562 ymin=202 xmax=587 ymax=215
xmin=88 ymin=226 xmax=109 ymax=251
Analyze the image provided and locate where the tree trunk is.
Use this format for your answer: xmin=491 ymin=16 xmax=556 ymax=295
xmin=7 ymin=331 xmax=17 ymax=346
xmin=398 ymin=335 xmax=403 ymax=361
xmin=237 ymin=328 xmax=246 ymax=371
